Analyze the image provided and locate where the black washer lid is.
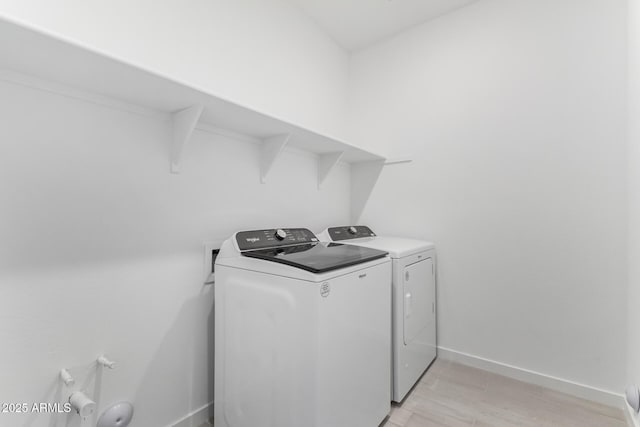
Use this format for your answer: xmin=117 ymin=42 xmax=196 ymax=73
xmin=242 ymin=241 xmax=388 ymax=274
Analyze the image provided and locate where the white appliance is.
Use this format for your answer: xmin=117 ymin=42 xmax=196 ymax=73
xmin=214 ymin=227 xmax=392 ymax=427
xmin=317 ymin=226 xmax=436 ymax=402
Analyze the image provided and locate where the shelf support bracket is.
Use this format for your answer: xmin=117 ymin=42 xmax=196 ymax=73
xmin=170 ymin=104 xmax=204 ymax=174
xmin=318 ymin=151 xmax=345 ymax=190
xmin=350 ymin=160 xmax=385 ymax=224
xmin=384 ymin=157 xmax=412 ymax=166
xmin=261 ymin=133 xmax=291 ymax=183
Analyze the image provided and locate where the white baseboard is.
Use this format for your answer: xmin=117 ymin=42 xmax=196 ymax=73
xmin=626 ymin=400 xmax=640 ymax=427
xmin=437 ymin=346 xmax=624 ymax=408
xmin=170 ymin=402 xmax=213 ymax=427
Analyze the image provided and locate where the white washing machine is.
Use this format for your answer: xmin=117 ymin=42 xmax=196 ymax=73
xmin=214 ymin=228 xmax=392 ymax=427
xmin=318 ymin=226 xmax=436 ymax=402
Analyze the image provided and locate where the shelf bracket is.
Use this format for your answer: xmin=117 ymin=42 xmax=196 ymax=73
xmin=317 ymin=151 xmax=345 ymax=190
xmin=384 ymin=157 xmax=412 ymax=166
xmin=261 ymin=133 xmax=291 ymax=183
xmin=350 ymin=160 xmax=385 ymax=224
xmin=170 ymin=104 xmax=204 ymax=174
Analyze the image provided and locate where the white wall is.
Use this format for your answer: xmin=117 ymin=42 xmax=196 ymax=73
xmin=0 ymin=0 xmax=349 ymax=138
xmin=628 ymin=0 xmax=640 ymax=420
xmin=0 ymin=78 xmax=350 ymax=426
xmin=348 ymin=0 xmax=628 ymax=394
xmin=0 ymin=2 xmax=351 ymax=425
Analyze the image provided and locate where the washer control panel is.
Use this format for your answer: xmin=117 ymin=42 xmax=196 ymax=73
xmin=236 ymin=228 xmax=318 ymax=251
xmin=327 ymin=225 xmax=376 ymax=241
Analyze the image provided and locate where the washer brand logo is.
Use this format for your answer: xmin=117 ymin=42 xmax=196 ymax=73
xmin=245 ymin=237 xmax=260 ymax=243
xmin=320 ymin=282 xmax=330 ymax=298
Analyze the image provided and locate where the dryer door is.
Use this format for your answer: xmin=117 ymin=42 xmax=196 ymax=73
xmin=403 ymin=258 xmax=434 ymax=345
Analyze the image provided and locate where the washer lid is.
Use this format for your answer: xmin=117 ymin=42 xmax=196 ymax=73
xmin=321 ymin=227 xmax=434 ymax=258
xmin=242 ymin=242 xmax=388 ymax=274
xmin=346 ymin=237 xmax=434 ymax=258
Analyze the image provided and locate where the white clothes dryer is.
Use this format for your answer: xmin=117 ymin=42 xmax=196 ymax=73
xmin=318 ymin=226 xmax=436 ymax=402
xmin=214 ymin=227 xmax=392 ymax=427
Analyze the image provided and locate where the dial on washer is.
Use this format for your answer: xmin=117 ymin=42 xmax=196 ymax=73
xmin=275 ymin=229 xmax=287 ymax=240
xmin=348 ymin=226 xmax=358 ymax=235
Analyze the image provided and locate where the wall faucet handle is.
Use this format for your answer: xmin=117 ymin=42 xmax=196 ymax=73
xmin=59 ymin=368 xmax=75 ymax=386
xmin=97 ymin=355 xmax=116 ymax=369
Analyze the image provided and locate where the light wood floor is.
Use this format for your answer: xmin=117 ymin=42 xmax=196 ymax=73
xmin=200 ymin=358 xmax=625 ymax=427
xmin=384 ymin=359 xmax=624 ymax=427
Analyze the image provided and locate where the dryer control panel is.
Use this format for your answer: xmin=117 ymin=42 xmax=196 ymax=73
xmin=236 ymin=228 xmax=318 ymax=251
xmin=327 ymin=225 xmax=376 ymax=241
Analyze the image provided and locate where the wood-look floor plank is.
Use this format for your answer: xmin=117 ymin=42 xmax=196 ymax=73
xmin=389 ymin=359 xmax=624 ymax=427
xmin=208 ymin=358 xmax=625 ymax=427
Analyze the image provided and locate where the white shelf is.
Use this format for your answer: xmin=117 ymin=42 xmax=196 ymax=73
xmin=0 ymin=17 xmax=414 ymax=222
xmin=0 ymin=16 xmax=386 ymax=180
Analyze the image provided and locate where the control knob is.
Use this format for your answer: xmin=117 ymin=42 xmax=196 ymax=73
xmin=348 ymin=226 xmax=358 ymax=235
xmin=275 ymin=229 xmax=287 ymax=240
